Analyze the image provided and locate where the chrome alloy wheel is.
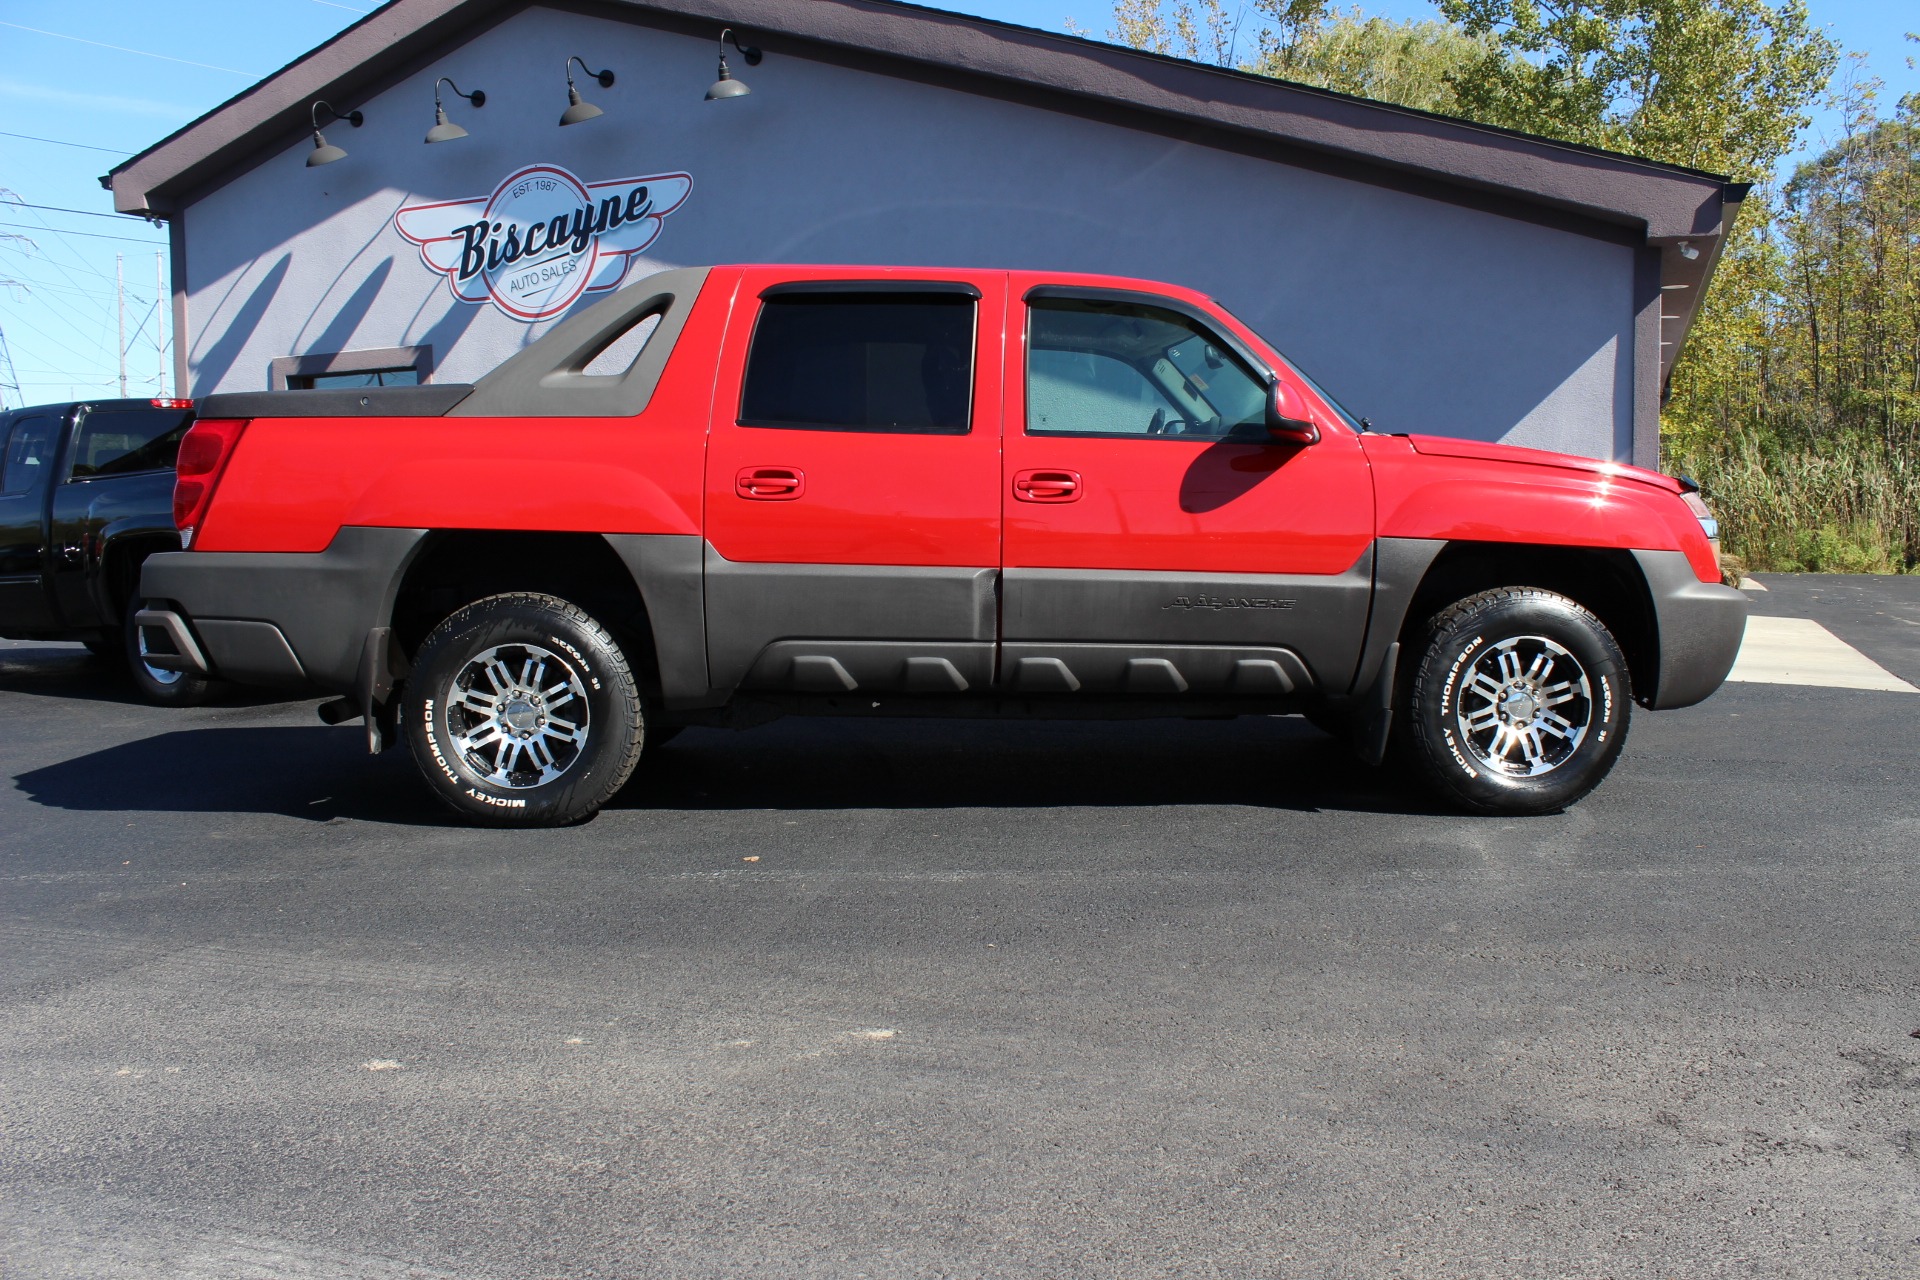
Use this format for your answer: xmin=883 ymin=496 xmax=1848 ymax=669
xmin=442 ymin=642 xmax=591 ymax=789
xmin=1454 ymin=635 xmax=1593 ymax=778
xmin=135 ymin=621 xmax=184 ymax=687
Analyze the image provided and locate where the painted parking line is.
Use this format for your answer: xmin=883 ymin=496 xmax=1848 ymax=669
xmin=1725 ymin=615 xmax=1918 ymax=693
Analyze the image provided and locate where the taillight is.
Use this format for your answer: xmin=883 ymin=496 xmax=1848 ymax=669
xmin=172 ymin=418 xmax=249 ymax=548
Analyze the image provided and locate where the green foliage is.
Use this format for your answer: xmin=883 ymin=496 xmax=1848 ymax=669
xmin=1096 ymin=3 xmax=1490 ymax=113
xmin=1435 ymin=1 xmax=1836 ymax=180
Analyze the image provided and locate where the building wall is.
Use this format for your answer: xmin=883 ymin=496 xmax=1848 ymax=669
xmin=181 ymin=5 xmax=1637 ymax=460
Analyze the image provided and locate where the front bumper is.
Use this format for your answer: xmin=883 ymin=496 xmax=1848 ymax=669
xmin=139 ymin=527 xmax=427 ymax=692
xmin=1632 ymin=549 xmax=1748 ymax=709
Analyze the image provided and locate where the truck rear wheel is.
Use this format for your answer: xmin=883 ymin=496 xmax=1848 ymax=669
xmin=403 ymin=593 xmax=646 ymax=827
xmin=1400 ymin=588 xmax=1630 ymax=815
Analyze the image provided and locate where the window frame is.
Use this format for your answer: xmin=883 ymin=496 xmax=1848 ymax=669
xmin=63 ymin=404 xmax=196 ymax=483
xmin=736 ymin=283 xmax=982 ymax=437
xmin=1021 ymin=286 xmax=1280 ymax=443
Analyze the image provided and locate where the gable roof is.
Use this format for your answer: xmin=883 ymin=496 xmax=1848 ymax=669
xmin=103 ymin=0 xmax=1745 ymax=377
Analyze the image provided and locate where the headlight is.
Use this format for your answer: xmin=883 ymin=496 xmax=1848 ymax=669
xmin=1680 ymin=489 xmax=1719 ymax=544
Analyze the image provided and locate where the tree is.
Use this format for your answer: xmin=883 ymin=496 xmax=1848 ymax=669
xmin=1434 ymin=1 xmax=1837 ymax=181
xmin=1096 ymin=2 xmax=1489 ymax=115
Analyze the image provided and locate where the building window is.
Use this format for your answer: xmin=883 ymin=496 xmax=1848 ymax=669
xmin=269 ymin=345 xmax=431 ymax=391
xmin=287 ymin=368 xmax=421 ymax=390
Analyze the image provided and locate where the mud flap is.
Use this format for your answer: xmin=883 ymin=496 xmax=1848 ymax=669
xmin=357 ymin=627 xmax=410 ymax=754
xmin=1355 ymin=641 xmax=1398 ymax=767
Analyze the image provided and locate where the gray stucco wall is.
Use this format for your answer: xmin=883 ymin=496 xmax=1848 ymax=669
xmin=181 ymin=5 xmax=1636 ymax=460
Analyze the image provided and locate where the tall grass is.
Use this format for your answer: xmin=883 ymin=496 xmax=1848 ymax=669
xmin=1668 ymin=436 xmax=1920 ymax=574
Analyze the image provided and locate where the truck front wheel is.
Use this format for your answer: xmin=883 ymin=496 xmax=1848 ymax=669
xmin=403 ymin=593 xmax=646 ymax=827
xmin=1400 ymin=588 xmax=1631 ymax=815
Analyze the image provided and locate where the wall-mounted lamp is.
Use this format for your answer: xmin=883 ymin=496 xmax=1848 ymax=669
xmin=426 ymin=77 xmax=486 ymax=143
xmin=307 ymin=100 xmax=364 ymax=167
xmin=1677 ymin=240 xmax=1700 ymax=261
xmin=706 ymin=29 xmax=762 ymax=100
xmin=560 ymin=56 xmax=616 ymax=125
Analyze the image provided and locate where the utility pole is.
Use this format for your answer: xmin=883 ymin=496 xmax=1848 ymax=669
xmin=116 ymin=254 xmax=127 ymax=398
xmin=0 ymin=326 xmax=20 ymax=410
xmin=155 ymin=251 xmax=166 ymax=399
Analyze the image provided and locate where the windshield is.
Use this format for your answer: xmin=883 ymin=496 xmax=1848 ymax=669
xmin=1209 ymin=300 xmax=1370 ymax=434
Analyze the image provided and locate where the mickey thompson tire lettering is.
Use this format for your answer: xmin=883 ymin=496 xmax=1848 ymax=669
xmin=402 ymin=592 xmax=645 ymax=828
xmin=1397 ymin=587 xmax=1632 ymax=816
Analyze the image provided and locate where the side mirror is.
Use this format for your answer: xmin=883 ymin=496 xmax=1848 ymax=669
xmin=1266 ymin=379 xmax=1320 ymax=446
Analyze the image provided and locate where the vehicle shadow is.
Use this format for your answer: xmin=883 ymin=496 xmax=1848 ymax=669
xmin=612 ymin=715 xmax=1440 ymax=816
xmin=0 ymin=643 xmax=292 ymax=709
xmin=14 ymin=716 xmax=1443 ymax=821
xmin=13 ymin=726 xmax=437 ymax=824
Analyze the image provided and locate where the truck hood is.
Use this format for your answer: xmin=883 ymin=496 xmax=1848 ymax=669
xmin=1403 ymin=434 xmax=1682 ymax=493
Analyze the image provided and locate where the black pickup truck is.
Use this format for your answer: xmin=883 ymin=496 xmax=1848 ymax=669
xmin=0 ymin=397 xmax=214 ymax=704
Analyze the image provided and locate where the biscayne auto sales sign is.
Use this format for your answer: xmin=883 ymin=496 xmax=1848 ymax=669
xmin=393 ymin=164 xmax=691 ymax=320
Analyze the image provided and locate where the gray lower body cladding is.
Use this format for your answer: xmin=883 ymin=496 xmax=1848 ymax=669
xmin=136 ymin=531 xmax=1741 ymax=719
xmin=1633 ymin=549 xmax=1747 ymax=709
xmin=141 ymin=528 xmax=428 ymax=690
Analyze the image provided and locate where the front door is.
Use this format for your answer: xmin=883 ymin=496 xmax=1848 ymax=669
xmin=1000 ymin=282 xmax=1375 ymax=698
xmin=703 ymin=269 xmax=1007 ymax=696
xmin=0 ymin=412 xmax=60 ymax=631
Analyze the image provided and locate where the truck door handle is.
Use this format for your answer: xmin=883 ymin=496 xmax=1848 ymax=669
xmin=1013 ymin=469 xmax=1081 ymax=502
xmin=736 ymin=466 xmax=804 ymax=500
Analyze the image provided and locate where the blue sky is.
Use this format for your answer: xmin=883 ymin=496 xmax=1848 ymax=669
xmin=1 ymin=0 xmax=1915 ymax=406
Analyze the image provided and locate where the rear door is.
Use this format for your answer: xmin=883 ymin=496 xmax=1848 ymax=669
xmin=1000 ymin=281 xmax=1375 ymax=697
xmin=0 ymin=410 xmax=61 ymax=631
xmin=702 ymin=269 xmax=1007 ymax=696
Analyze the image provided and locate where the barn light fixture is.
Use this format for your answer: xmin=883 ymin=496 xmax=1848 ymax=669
xmin=560 ymin=56 xmax=616 ymax=125
xmin=426 ymin=77 xmax=486 ymax=143
xmin=705 ymin=28 xmax=762 ymax=100
xmin=306 ymin=100 xmax=364 ymax=167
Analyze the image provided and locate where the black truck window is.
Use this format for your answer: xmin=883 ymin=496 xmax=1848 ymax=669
xmin=69 ymin=407 xmax=194 ymax=480
xmin=740 ymin=293 xmax=974 ymax=434
xmin=2 ymin=415 xmax=57 ymax=494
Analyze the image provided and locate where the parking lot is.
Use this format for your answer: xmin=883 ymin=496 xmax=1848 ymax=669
xmin=3 ymin=574 xmax=1917 ymax=1279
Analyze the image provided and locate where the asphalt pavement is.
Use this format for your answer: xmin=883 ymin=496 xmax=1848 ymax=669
xmin=3 ymin=575 xmax=1918 ymax=1279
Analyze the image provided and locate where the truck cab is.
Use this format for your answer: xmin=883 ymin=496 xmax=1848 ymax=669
xmin=1 ymin=398 xmax=210 ymax=703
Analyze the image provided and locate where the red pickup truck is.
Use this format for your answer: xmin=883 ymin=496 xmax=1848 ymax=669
xmin=139 ymin=265 xmax=1744 ymax=825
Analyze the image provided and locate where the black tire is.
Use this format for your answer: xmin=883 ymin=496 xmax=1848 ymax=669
xmin=1400 ymin=588 xmax=1630 ymax=815
xmin=404 ymin=593 xmax=645 ymax=827
xmin=124 ymin=596 xmax=216 ymax=707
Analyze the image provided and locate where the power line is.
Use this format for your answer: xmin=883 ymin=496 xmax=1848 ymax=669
xmin=0 ymin=221 xmax=165 ymax=245
xmin=0 ymin=199 xmax=161 ymax=223
xmin=0 ymin=22 xmax=257 ymax=77
xmin=0 ymin=130 xmax=134 ymax=155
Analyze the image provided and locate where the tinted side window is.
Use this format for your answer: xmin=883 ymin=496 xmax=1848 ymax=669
xmin=2 ymin=415 xmax=58 ymax=494
xmin=1028 ymin=297 xmax=1269 ymax=440
xmin=69 ymin=408 xmax=194 ymax=479
xmin=740 ymin=293 xmax=974 ymax=434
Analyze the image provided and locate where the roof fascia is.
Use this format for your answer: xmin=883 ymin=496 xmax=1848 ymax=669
xmin=108 ymin=0 xmax=520 ymax=215
xmin=112 ymin=0 xmax=1730 ymax=241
